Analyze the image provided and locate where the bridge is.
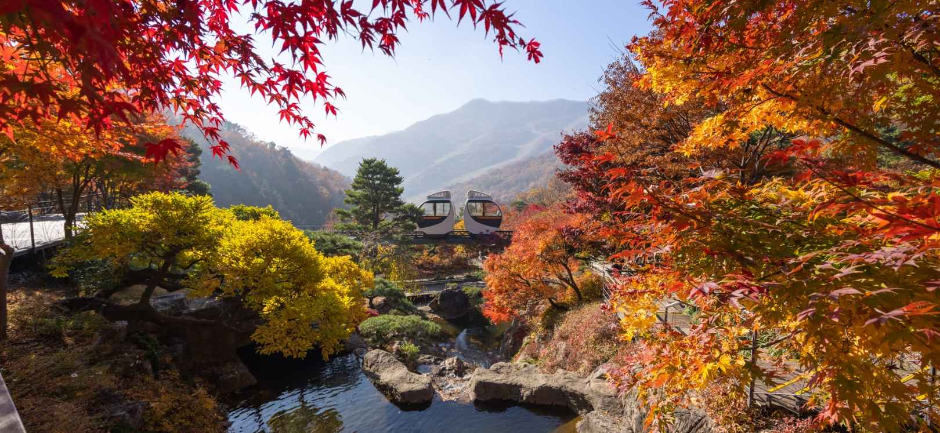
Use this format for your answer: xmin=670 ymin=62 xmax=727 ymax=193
xmin=296 ymin=226 xmax=514 ymax=245
xmin=1 ymin=213 xmax=82 ymax=258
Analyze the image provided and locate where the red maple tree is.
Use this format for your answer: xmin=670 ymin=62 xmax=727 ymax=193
xmin=1 ymin=0 xmax=542 ymax=164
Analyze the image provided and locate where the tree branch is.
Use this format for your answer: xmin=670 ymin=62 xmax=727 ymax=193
xmin=761 ymin=84 xmax=940 ymax=170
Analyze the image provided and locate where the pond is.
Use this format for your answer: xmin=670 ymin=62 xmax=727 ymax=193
xmin=225 ymin=350 xmax=578 ymax=433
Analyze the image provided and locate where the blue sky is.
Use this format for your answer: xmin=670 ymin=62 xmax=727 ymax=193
xmin=216 ymin=0 xmax=653 ymax=161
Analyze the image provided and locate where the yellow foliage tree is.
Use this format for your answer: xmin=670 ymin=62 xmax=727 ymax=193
xmin=52 ymin=192 xmax=370 ymax=358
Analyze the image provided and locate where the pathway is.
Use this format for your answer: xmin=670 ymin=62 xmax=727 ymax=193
xmin=1 ymin=215 xmax=82 ymax=257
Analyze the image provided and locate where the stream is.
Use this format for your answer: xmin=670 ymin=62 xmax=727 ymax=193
xmin=225 ymin=323 xmax=577 ymax=432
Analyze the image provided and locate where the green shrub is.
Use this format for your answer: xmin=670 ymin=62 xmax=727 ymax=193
xmin=359 ymin=315 xmax=442 ymax=347
xmin=399 ymin=340 xmax=420 ymax=363
xmin=462 ymin=285 xmax=484 ymax=308
xmin=363 ymin=278 xmax=416 ymax=313
xmin=304 ymin=230 xmax=363 ymax=258
xmin=469 ymin=268 xmax=486 ymax=281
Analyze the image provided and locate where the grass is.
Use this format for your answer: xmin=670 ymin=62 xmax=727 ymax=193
xmin=359 ymin=314 xmax=443 ymax=348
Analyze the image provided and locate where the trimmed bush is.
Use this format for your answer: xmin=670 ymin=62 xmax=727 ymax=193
xmin=359 ymin=315 xmax=442 ymax=347
xmin=363 ymin=278 xmax=416 ymax=313
xmin=304 ymin=230 xmax=363 ymax=258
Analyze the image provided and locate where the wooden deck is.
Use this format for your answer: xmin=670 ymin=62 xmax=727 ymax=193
xmin=2 ymin=215 xmax=79 ymax=258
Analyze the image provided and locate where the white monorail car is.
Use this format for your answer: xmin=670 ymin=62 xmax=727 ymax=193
xmin=463 ymin=190 xmax=502 ymax=235
xmin=417 ymin=191 xmax=455 ymax=237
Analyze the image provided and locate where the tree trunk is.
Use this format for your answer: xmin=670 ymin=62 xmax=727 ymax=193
xmin=55 ymin=187 xmax=73 ymax=239
xmin=560 ymin=263 xmax=583 ymax=302
xmin=0 ymin=232 xmax=13 ymax=340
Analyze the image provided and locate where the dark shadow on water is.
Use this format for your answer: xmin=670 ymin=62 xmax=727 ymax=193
xmin=226 ymin=345 xmax=576 ymax=433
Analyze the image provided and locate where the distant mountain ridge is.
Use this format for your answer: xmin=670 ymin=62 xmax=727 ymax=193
xmin=314 ymin=99 xmax=588 ymax=202
xmin=182 ymin=122 xmax=349 ymax=226
xmin=443 ymin=152 xmax=563 ymax=204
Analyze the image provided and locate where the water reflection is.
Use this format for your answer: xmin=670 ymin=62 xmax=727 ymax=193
xmin=226 ymin=351 xmax=575 ymax=433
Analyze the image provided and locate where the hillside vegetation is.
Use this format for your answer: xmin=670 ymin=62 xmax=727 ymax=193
xmin=183 ymin=122 xmax=348 ymax=226
xmin=444 ymin=152 xmax=562 ymax=203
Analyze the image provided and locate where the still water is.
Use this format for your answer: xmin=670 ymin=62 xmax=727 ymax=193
xmin=226 ymin=350 xmax=577 ymax=433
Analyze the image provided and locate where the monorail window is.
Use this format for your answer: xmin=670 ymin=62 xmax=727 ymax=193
xmin=422 ymin=202 xmax=451 ymax=217
xmin=467 ymin=201 xmax=502 ymax=217
xmin=484 ymin=202 xmax=502 ymax=217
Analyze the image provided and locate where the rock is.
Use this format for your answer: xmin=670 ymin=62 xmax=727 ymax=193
xmin=343 ymin=333 xmax=368 ymax=353
xmin=440 ymin=357 xmax=470 ymax=377
xmin=200 ymin=360 xmax=257 ymax=394
xmin=429 ymin=287 xmax=472 ymax=320
xmin=498 ymin=320 xmax=527 ymax=361
xmin=416 ymin=354 xmax=442 ymax=365
xmin=469 ymin=362 xmax=617 ymax=415
xmin=577 ymin=390 xmax=714 ymax=433
xmin=617 ymin=389 xmax=714 ymax=433
xmin=95 ymin=389 xmax=148 ymax=430
xmin=109 ymin=350 xmax=153 ymax=379
xmin=577 ymin=411 xmax=630 ymax=433
xmin=587 ymin=363 xmax=614 ymax=382
xmin=93 ymin=320 xmax=129 ymax=350
xmin=471 ymin=363 xmax=713 ymax=432
xmin=371 ymin=296 xmax=392 ymax=314
xmin=103 ymin=400 xmax=148 ymax=430
xmin=362 ymin=349 xmax=434 ymax=405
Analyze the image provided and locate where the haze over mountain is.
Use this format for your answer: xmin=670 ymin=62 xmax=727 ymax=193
xmin=314 ymin=99 xmax=588 ymax=202
xmin=443 ymin=152 xmax=563 ymax=204
xmin=182 ymin=122 xmax=349 ymax=226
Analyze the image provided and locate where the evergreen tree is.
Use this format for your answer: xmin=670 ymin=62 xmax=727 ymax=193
xmin=336 ymin=158 xmax=416 ymax=233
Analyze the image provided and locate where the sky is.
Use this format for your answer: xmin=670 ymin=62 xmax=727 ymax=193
xmin=216 ymin=0 xmax=654 ymax=161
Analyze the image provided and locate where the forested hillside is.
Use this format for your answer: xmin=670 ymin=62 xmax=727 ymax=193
xmin=443 ymin=152 xmax=562 ymax=203
xmin=183 ymin=122 xmax=348 ymax=226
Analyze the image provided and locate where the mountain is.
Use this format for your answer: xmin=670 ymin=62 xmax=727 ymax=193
xmin=443 ymin=152 xmax=563 ymax=204
xmin=183 ymin=122 xmax=349 ymax=226
xmin=314 ymin=99 xmax=588 ymax=202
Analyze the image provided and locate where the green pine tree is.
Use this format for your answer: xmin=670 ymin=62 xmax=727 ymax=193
xmin=336 ymin=158 xmax=417 ymax=233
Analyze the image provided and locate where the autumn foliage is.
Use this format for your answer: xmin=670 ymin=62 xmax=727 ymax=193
xmin=482 ymin=205 xmax=599 ymax=324
xmin=483 ymin=1 xmax=940 ymax=430
xmin=1 ymin=0 xmax=541 ymax=164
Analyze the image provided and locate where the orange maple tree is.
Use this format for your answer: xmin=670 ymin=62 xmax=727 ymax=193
xmin=478 ymin=3 xmax=940 ymax=427
xmin=482 ymin=204 xmax=599 ymax=324
xmin=532 ymin=1 xmax=940 ymax=429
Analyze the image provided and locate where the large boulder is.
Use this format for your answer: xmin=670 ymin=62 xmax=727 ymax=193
xmin=471 ymin=363 xmax=713 ymax=433
xmin=469 ymin=362 xmax=620 ymax=415
xmin=429 ymin=287 xmax=472 ymax=320
xmin=498 ymin=320 xmax=528 ymax=360
xmin=577 ymin=401 xmax=714 ymax=433
xmin=200 ymin=360 xmax=257 ymax=394
xmin=362 ymin=350 xmax=434 ymax=405
xmin=96 ymin=390 xmax=148 ymax=431
xmin=343 ymin=333 xmax=368 ymax=354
